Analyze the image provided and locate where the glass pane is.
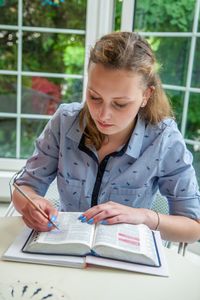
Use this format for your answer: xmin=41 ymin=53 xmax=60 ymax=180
xmin=21 ymin=76 xmax=83 ymax=115
xmin=23 ymin=0 xmax=87 ymax=30
xmin=62 ymin=78 xmax=83 ymax=104
xmin=0 ymin=75 xmax=17 ymax=113
xmin=185 ymin=93 xmax=200 ymax=141
xmin=187 ymin=144 xmax=200 ymax=186
xmin=191 ymin=38 xmax=200 ymax=88
xmin=114 ymin=0 xmax=123 ymax=31
xmin=0 ymin=30 xmax=18 ymax=70
xmin=22 ymin=32 xmax=85 ymax=74
xmin=0 ymin=118 xmax=16 ymax=158
xmin=199 ymin=16 xmax=200 ymax=32
xmin=133 ymin=0 xmax=196 ymax=32
xmin=165 ymin=89 xmax=184 ymax=129
xmin=147 ymin=37 xmax=190 ymax=86
xmin=0 ymin=0 xmax=18 ymax=25
xmin=21 ymin=118 xmax=48 ymax=158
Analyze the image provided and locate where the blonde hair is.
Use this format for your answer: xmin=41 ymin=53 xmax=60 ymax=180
xmin=80 ymin=32 xmax=173 ymax=150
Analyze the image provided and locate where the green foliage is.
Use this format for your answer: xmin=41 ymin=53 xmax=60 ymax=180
xmin=134 ymin=0 xmax=199 ymax=146
xmin=134 ymin=0 xmax=195 ymax=32
xmin=64 ymin=45 xmax=85 ymax=74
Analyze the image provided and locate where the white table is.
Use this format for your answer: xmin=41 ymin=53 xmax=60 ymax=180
xmin=0 ymin=216 xmax=200 ymax=300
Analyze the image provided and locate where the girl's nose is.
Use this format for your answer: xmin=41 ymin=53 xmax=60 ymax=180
xmin=98 ymin=104 xmax=112 ymax=121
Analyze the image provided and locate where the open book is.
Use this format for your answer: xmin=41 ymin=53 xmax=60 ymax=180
xmin=3 ymin=212 xmax=169 ymax=276
xmin=23 ymin=212 xmax=160 ymax=267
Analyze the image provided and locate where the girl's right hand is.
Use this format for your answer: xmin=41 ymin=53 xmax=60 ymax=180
xmin=21 ymin=196 xmax=58 ymax=232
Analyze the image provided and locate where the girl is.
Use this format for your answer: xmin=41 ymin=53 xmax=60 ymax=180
xmin=13 ymin=32 xmax=200 ymax=242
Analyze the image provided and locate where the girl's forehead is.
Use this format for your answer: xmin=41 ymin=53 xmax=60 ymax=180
xmin=88 ymin=63 xmax=143 ymax=82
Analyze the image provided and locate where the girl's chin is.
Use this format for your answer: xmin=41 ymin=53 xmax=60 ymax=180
xmin=97 ymin=128 xmax=117 ymax=136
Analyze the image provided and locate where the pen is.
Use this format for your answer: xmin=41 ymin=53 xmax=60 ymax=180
xmin=13 ymin=182 xmax=59 ymax=230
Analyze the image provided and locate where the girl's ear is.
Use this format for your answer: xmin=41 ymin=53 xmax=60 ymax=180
xmin=141 ymin=86 xmax=155 ymax=107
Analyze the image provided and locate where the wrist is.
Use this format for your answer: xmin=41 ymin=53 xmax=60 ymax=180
xmin=143 ymin=208 xmax=160 ymax=230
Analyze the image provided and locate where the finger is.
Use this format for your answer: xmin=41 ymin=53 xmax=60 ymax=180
xmin=29 ymin=201 xmax=58 ymax=225
xmin=86 ymin=208 xmax=120 ymax=224
xmin=81 ymin=202 xmax=115 ymax=222
xmin=22 ymin=215 xmax=52 ymax=232
xmin=103 ymin=215 xmax=126 ymax=225
xmin=44 ymin=205 xmax=59 ymax=220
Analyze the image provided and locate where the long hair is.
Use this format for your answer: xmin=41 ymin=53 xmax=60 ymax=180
xmin=79 ymin=32 xmax=173 ymax=150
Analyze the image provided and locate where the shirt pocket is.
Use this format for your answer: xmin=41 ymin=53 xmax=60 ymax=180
xmin=108 ymin=186 xmax=151 ymax=208
xmin=58 ymin=177 xmax=83 ymax=212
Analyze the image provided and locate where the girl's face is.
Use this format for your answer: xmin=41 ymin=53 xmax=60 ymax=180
xmin=86 ymin=63 xmax=150 ymax=141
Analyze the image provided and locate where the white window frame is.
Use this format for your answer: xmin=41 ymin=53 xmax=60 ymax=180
xmin=0 ymin=0 xmax=114 ymax=201
xmin=121 ymin=0 xmax=200 ymax=149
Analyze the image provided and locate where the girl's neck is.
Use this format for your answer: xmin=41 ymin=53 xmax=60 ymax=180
xmin=102 ymin=118 xmax=136 ymax=148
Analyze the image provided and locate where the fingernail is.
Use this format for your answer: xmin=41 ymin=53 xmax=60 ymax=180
xmin=51 ymin=215 xmax=57 ymax=222
xmin=78 ymin=214 xmax=84 ymax=220
xmin=81 ymin=216 xmax=87 ymax=222
xmin=87 ymin=218 xmax=94 ymax=224
xmin=100 ymin=220 xmax=108 ymax=225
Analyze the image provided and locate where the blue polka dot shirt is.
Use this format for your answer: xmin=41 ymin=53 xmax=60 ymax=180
xmin=16 ymin=103 xmax=200 ymax=220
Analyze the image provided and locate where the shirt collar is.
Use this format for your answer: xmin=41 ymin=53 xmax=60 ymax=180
xmin=66 ymin=112 xmax=146 ymax=159
xmin=125 ymin=114 xmax=146 ymax=159
xmin=65 ymin=112 xmax=83 ymax=143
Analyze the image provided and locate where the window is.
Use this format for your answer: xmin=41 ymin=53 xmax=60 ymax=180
xmin=0 ymin=0 xmax=115 ymax=162
xmin=0 ymin=0 xmax=86 ymax=159
xmin=117 ymin=0 xmax=200 ymax=184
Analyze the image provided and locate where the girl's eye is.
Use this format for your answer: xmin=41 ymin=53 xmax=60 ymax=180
xmin=114 ymin=103 xmax=127 ymax=108
xmin=90 ymin=96 xmax=101 ymax=100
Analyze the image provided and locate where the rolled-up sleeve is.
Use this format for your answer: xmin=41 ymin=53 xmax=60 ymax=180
xmin=158 ymin=122 xmax=200 ymax=219
xmin=16 ymin=107 xmax=61 ymax=196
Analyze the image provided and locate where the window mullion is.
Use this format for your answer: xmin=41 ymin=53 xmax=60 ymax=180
xmin=83 ymin=0 xmax=114 ymax=101
xmin=181 ymin=0 xmax=200 ymax=137
xmin=120 ymin=0 xmax=135 ymax=31
xmin=16 ymin=0 xmax=23 ymax=158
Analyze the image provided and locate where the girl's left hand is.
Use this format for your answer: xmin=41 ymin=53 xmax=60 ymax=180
xmin=79 ymin=201 xmax=149 ymax=226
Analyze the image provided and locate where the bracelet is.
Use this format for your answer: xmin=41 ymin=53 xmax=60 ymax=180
xmin=154 ymin=211 xmax=160 ymax=231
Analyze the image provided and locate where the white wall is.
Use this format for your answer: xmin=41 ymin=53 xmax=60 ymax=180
xmin=0 ymin=158 xmax=26 ymax=202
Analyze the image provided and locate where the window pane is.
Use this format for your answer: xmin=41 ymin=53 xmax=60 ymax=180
xmin=21 ymin=76 xmax=83 ymax=115
xmin=147 ymin=37 xmax=190 ymax=86
xmin=185 ymin=93 xmax=200 ymax=141
xmin=23 ymin=0 xmax=87 ymax=30
xmin=187 ymin=144 xmax=200 ymax=186
xmin=21 ymin=118 xmax=48 ymax=158
xmin=22 ymin=32 xmax=85 ymax=74
xmin=114 ymin=0 xmax=123 ymax=31
xmin=191 ymin=38 xmax=200 ymax=88
xmin=62 ymin=78 xmax=83 ymax=104
xmin=165 ymin=89 xmax=184 ymax=129
xmin=0 ymin=30 xmax=18 ymax=70
xmin=0 ymin=75 xmax=17 ymax=113
xmin=0 ymin=118 xmax=16 ymax=158
xmin=133 ymin=0 xmax=195 ymax=32
xmin=0 ymin=0 xmax=18 ymax=25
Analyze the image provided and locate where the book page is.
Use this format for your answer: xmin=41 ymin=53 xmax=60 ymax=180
xmin=92 ymin=223 xmax=159 ymax=265
xmin=93 ymin=223 xmax=141 ymax=253
xmin=139 ymin=226 xmax=159 ymax=265
xmin=35 ymin=212 xmax=95 ymax=247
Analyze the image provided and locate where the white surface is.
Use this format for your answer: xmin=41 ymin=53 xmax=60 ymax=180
xmin=1 ymin=217 xmax=200 ymax=300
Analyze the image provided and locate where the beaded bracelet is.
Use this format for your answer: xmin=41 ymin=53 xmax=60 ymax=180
xmin=154 ymin=211 xmax=160 ymax=231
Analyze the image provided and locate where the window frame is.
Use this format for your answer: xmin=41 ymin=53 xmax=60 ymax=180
xmin=0 ymin=0 xmax=114 ymax=201
xmin=120 ymin=0 xmax=200 ymax=150
xmin=0 ymin=0 xmax=114 ymax=165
